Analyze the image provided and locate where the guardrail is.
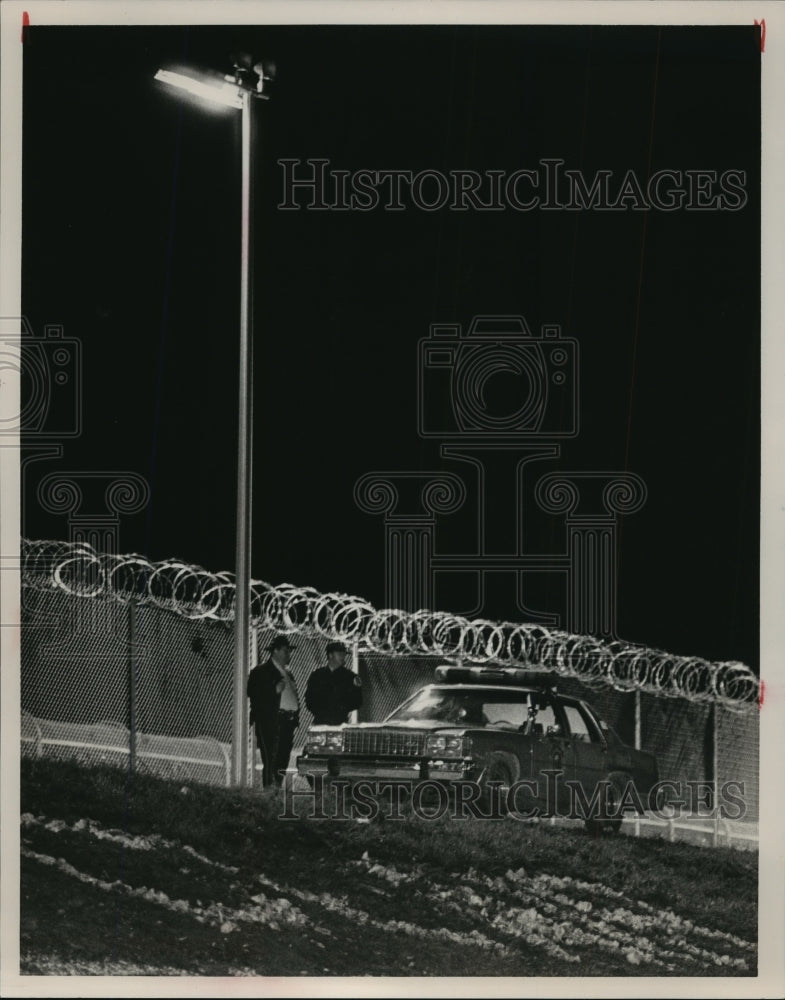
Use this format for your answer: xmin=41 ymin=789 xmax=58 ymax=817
xmin=21 ymin=712 xmax=231 ymax=787
xmin=538 ymin=812 xmax=758 ymax=851
xmin=21 ymin=715 xmax=757 ymax=852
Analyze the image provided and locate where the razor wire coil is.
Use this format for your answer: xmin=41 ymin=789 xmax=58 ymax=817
xmin=20 ymin=539 xmax=759 ymax=712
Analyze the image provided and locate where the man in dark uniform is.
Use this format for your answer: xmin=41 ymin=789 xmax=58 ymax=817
xmin=247 ymin=634 xmax=300 ymax=787
xmin=305 ymin=640 xmax=363 ymax=725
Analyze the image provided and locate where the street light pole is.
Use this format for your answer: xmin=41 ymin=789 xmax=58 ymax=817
xmin=155 ymin=59 xmax=273 ymax=789
xmin=232 ymin=87 xmax=253 ymax=788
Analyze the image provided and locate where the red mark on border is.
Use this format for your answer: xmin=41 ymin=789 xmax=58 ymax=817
xmin=21 ymin=11 xmax=30 ymax=44
xmin=755 ymin=19 xmax=766 ymax=53
xmin=758 ymin=679 xmax=765 ymax=709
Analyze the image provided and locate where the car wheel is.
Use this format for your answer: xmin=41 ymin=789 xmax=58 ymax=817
xmin=481 ymin=751 xmax=519 ymax=815
xmin=584 ymin=771 xmax=630 ymax=835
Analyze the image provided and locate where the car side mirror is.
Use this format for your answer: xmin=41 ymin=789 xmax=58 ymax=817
xmin=545 ymin=724 xmax=561 ymax=737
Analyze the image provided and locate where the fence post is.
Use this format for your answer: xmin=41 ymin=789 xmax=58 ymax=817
xmin=712 ymin=703 xmax=719 ymax=847
xmin=634 ymin=690 xmax=641 ymax=749
xmin=350 ymin=640 xmax=360 ymax=723
xmin=128 ymin=602 xmax=138 ymax=773
xmin=249 ymin=624 xmax=258 ymax=786
xmin=634 ymin=690 xmax=641 ymax=837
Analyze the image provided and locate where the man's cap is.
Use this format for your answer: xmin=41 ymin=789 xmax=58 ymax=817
xmin=326 ymin=640 xmax=348 ymax=655
xmin=268 ymin=634 xmax=296 ymax=651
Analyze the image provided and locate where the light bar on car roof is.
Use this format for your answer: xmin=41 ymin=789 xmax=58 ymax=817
xmin=434 ymin=665 xmax=558 ymax=688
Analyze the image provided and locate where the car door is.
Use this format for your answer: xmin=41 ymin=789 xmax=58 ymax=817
xmin=526 ymin=693 xmax=572 ymax=814
xmin=558 ymin=699 xmax=609 ymax=818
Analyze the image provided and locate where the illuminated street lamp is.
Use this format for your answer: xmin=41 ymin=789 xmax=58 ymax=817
xmin=155 ymin=57 xmax=274 ymax=788
xmin=153 ymin=69 xmax=246 ymax=109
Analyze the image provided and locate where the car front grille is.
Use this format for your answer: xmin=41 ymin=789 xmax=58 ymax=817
xmin=343 ymin=729 xmax=425 ymax=757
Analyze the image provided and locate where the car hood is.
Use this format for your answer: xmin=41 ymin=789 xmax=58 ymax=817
xmin=341 ymin=719 xmax=468 ymax=734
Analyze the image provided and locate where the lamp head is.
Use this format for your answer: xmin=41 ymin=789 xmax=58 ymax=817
xmin=230 ymin=52 xmax=276 ymax=98
xmin=155 ymin=56 xmax=276 ymax=108
xmin=154 ymin=68 xmax=244 ymax=110
xmin=253 ymin=60 xmax=277 ymax=95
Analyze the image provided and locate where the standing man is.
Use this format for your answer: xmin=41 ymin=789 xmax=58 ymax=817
xmin=247 ymin=634 xmax=300 ymax=787
xmin=305 ymin=640 xmax=363 ymax=725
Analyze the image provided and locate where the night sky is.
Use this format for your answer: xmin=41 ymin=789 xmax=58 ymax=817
xmin=20 ymin=23 xmax=760 ymax=668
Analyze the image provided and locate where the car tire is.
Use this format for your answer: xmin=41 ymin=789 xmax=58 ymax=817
xmin=481 ymin=751 xmax=520 ymax=815
xmin=584 ymin=771 xmax=630 ymax=835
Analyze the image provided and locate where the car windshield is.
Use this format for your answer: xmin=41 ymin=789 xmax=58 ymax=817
xmin=386 ymin=686 xmax=543 ymax=729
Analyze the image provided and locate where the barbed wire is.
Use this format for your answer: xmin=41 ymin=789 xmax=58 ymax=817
xmin=20 ymin=539 xmax=759 ymax=713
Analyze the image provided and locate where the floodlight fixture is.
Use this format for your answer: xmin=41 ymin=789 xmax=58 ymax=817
xmin=154 ymin=69 xmax=245 ymax=109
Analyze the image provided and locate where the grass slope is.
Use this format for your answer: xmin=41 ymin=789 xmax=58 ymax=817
xmin=18 ymin=757 xmax=757 ymax=978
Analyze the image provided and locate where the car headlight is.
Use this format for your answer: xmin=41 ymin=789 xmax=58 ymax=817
xmin=425 ymin=734 xmax=466 ymax=757
xmin=305 ymin=729 xmax=344 ymax=753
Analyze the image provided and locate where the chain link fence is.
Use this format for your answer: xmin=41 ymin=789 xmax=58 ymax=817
xmin=19 ymin=540 xmax=759 ymax=825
